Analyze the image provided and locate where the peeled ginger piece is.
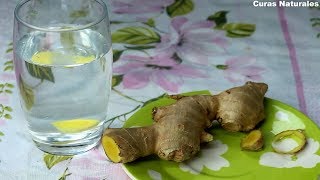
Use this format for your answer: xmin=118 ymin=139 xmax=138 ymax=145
xmin=241 ymin=129 xmax=264 ymax=151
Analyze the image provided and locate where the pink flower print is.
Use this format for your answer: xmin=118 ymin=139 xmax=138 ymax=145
xmin=0 ymin=95 xmax=9 ymax=104
xmin=217 ymin=56 xmax=265 ymax=83
xmin=0 ymin=73 xmax=16 ymax=81
xmin=111 ymin=0 xmax=174 ymax=15
xmin=68 ymin=145 xmax=130 ymax=180
xmin=156 ymin=17 xmax=228 ymax=65
xmin=0 ymin=119 xmax=7 ymax=126
xmin=113 ymin=52 xmax=207 ymax=92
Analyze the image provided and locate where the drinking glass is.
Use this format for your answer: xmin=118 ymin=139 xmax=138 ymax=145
xmin=13 ymin=0 xmax=112 ymax=155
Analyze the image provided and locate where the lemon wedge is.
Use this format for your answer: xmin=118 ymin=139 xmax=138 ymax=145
xmin=31 ymin=51 xmax=53 ymax=65
xmin=74 ymin=55 xmax=95 ymax=64
xmin=52 ymin=119 xmax=99 ymax=133
xmin=31 ymin=51 xmax=95 ymax=65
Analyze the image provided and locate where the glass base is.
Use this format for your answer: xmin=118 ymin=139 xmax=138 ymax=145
xmin=31 ymin=126 xmax=103 ymax=155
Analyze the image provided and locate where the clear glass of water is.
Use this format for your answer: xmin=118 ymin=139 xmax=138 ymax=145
xmin=13 ymin=0 xmax=112 ymax=155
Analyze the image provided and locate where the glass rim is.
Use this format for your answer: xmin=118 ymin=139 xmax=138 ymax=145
xmin=14 ymin=0 xmax=108 ymax=32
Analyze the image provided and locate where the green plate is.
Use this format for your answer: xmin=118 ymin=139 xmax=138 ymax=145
xmin=122 ymin=91 xmax=320 ymax=180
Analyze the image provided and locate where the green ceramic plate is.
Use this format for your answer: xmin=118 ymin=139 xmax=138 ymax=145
xmin=122 ymin=91 xmax=320 ymax=180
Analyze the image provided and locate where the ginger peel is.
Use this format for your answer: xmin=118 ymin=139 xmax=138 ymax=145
xmin=272 ymin=130 xmax=306 ymax=154
xmin=102 ymin=81 xmax=268 ymax=163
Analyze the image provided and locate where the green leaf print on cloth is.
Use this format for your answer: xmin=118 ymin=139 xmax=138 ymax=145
xmin=25 ymin=61 xmax=55 ymax=83
xmin=60 ymin=31 xmax=76 ymax=49
xmin=0 ymin=83 xmax=14 ymax=94
xmin=207 ymin=11 xmax=229 ymax=28
xmin=208 ymin=11 xmax=256 ymax=38
xmin=112 ymin=75 xmax=123 ymax=88
xmin=0 ymin=42 xmax=15 ymax=143
xmin=144 ymin=18 xmax=156 ymax=27
xmin=166 ymin=0 xmax=194 ymax=18
xmin=3 ymin=60 xmax=13 ymax=72
xmin=3 ymin=42 xmax=14 ymax=72
xmin=0 ymin=131 xmax=4 ymax=142
xmin=0 ymin=104 xmax=13 ymax=120
xmin=311 ymin=18 xmax=320 ymax=38
xmin=43 ymin=153 xmax=72 ymax=170
xmin=5 ymin=43 xmax=13 ymax=53
xmin=112 ymin=49 xmax=124 ymax=63
xmin=310 ymin=11 xmax=320 ymax=38
xmin=112 ymin=27 xmax=160 ymax=45
xmin=18 ymin=77 xmax=34 ymax=110
xmin=223 ymin=23 xmax=256 ymax=38
xmin=69 ymin=9 xmax=88 ymax=19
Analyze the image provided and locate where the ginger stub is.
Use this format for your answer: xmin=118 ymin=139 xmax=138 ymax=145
xmin=102 ymin=81 xmax=268 ymax=163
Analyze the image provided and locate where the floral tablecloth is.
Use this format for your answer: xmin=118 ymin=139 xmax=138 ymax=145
xmin=1 ymin=0 xmax=320 ymax=179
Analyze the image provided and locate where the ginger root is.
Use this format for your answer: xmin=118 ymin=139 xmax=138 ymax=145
xmin=102 ymin=81 xmax=268 ymax=163
xmin=241 ymin=129 xmax=264 ymax=151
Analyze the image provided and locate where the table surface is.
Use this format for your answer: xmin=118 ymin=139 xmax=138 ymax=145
xmin=1 ymin=0 xmax=320 ymax=179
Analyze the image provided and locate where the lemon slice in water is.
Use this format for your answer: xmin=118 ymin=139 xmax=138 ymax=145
xmin=74 ymin=55 xmax=95 ymax=64
xmin=52 ymin=119 xmax=99 ymax=133
xmin=31 ymin=51 xmax=95 ymax=65
xmin=31 ymin=51 xmax=53 ymax=65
